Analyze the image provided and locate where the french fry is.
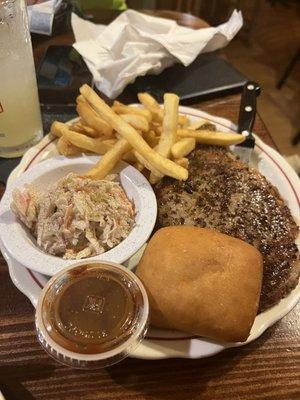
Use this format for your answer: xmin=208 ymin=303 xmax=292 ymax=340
xmin=76 ymin=101 xmax=113 ymax=138
xmin=76 ymin=95 xmax=85 ymax=103
xmin=50 ymin=121 xmax=65 ymax=138
xmin=120 ymin=113 xmax=149 ymax=132
xmin=137 ymin=92 xmax=163 ymax=123
xmin=171 ymin=138 xmax=196 ymax=159
xmin=151 ymin=123 xmax=163 ymax=136
xmin=71 ymin=121 xmax=99 ymax=138
xmin=86 ymin=138 xmax=131 ymax=179
xmin=70 ymin=121 xmax=84 ymax=132
xmin=144 ymin=130 xmax=159 ymax=148
xmin=51 ymin=120 xmax=95 ymax=139
xmin=133 ymin=150 xmax=161 ymax=176
xmin=158 ymin=93 xmax=179 ymax=155
xmin=112 ymin=101 xmax=152 ymax=122
xmin=80 ymin=85 xmax=188 ymax=181
xmin=178 ymin=114 xmax=188 ymax=126
xmin=187 ymin=119 xmax=208 ymax=130
xmin=174 ymin=157 xmax=189 ymax=169
xmin=144 ymin=130 xmax=156 ymax=141
xmin=149 ymin=93 xmax=179 ymax=184
xmin=138 ymin=92 xmax=188 ymax=125
xmin=56 ymin=136 xmax=82 ymax=156
xmin=177 ymin=129 xmax=246 ymax=146
xmin=59 ymin=124 xmax=116 ymax=154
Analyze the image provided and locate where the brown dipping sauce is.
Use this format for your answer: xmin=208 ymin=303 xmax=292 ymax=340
xmin=41 ymin=263 xmax=144 ymax=354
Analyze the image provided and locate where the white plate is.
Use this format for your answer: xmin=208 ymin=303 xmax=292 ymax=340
xmin=0 ymin=156 xmax=157 ymax=276
xmin=3 ymin=236 xmax=300 ymax=360
xmin=2 ymin=106 xmax=300 ymax=360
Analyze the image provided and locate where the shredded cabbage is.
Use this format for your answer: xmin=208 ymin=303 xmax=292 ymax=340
xmin=11 ymin=173 xmax=135 ymax=259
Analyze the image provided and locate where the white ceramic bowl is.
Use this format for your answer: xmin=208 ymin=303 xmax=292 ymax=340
xmin=0 ymin=155 xmax=157 ymax=276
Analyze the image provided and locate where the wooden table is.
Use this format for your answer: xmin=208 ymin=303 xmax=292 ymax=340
xmin=0 ymin=10 xmax=299 ymax=400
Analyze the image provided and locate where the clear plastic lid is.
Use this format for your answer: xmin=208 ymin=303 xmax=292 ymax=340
xmin=35 ymin=261 xmax=149 ymax=369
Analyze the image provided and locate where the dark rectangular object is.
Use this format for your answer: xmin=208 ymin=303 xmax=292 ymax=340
xmin=37 ymin=45 xmax=93 ymax=104
xmin=129 ymin=52 xmax=247 ymax=104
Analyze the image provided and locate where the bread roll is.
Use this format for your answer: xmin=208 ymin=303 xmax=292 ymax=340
xmin=136 ymin=226 xmax=263 ymax=343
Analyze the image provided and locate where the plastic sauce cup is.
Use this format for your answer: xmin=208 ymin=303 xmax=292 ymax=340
xmin=35 ymin=261 xmax=149 ymax=368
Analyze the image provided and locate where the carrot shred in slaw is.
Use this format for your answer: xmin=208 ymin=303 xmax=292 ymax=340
xmin=11 ymin=173 xmax=135 ymax=259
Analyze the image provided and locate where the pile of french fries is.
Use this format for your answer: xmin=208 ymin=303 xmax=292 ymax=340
xmin=50 ymin=85 xmax=245 ymax=183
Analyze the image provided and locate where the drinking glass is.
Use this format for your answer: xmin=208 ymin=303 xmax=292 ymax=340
xmin=0 ymin=0 xmax=43 ymax=158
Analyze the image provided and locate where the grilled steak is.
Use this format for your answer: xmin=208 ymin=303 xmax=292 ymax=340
xmin=155 ymin=145 xmax=299 ymax=311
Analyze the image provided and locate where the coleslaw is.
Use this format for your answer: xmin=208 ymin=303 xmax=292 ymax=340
xmin=11 ymin=173 xmax=135 ymax=259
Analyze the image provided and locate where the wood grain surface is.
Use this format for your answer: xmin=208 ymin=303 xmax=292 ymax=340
xmin=0 ymin=10 xmax=299 ymax=400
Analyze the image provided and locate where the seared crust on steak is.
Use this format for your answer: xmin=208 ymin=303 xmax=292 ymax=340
xmin=155 ymin=145 xmax=299 ymax=311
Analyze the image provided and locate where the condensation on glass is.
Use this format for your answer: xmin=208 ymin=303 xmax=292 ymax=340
xmin=0 ymin=0 xmax=43 ymax=158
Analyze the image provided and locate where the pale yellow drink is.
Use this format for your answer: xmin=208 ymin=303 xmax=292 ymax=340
xmin=0 ymin=0 xmax=43 ymax=158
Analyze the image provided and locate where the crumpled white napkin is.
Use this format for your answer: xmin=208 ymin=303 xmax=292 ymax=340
xmin=28 ymin=0 xmax=62 ymax=35
xmin=72 ymin=9 xmax=243 ymax=98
